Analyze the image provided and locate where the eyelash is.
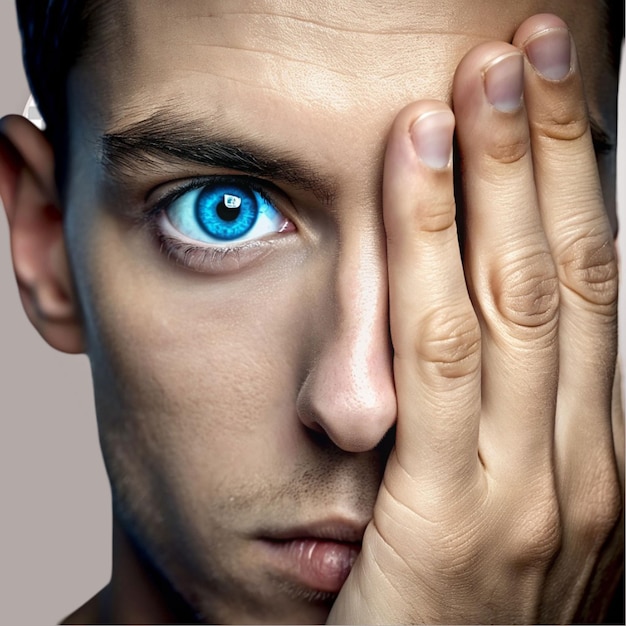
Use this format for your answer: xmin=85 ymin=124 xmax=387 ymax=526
xmin=143 ymin=176 xmax=295 ymax=273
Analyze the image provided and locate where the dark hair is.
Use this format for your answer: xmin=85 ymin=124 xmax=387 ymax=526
xmin=16 ymin=0 xmax=91 ymax=191
xmin=15 ymin=0 xmax=625 ymax=189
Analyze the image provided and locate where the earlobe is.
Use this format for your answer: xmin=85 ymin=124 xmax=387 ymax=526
xmin=0 ymin=114 xmax=84 ymax=354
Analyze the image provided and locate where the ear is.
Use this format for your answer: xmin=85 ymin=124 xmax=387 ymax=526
xmin=0 ymin=114 xmax=84 ymax=354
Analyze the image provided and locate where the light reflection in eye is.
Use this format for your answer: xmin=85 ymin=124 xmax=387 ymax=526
xmin=164 ymin=180 xmax=290 ymax=245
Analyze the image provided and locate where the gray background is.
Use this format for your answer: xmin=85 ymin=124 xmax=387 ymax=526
xmin=1 ymin=3 xmax=111 ymax=624
xmin=0 ymin=2 xmax=624 ymax=624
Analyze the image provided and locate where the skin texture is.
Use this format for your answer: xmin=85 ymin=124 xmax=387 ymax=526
xmin=0 ymin=0 xmax=623 ymax=623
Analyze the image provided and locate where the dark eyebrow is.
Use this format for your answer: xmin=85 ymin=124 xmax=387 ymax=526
xmin=100 ymin=111 xmax=337 ymax=205
xmin=100 ymin=110 xmax=614 ymax=205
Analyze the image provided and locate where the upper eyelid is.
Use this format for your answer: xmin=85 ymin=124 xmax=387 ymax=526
xmin=146 ymin=174 xmax=289 ymax=220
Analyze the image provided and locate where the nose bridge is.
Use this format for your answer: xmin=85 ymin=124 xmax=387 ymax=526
xmin=335 ymin=230 xmax=389 ymax=382
xmin=297 ymin=215 xmax=397 ymax=452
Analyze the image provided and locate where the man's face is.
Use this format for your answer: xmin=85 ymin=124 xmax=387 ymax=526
xmin=62 ymin=1 xmax=616 ymax=622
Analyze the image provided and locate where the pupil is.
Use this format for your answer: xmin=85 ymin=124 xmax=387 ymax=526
xmin=216 ymin=200 xmax=241 ymax=222
xmin=195 ymin=186 xmax=257 ymax=241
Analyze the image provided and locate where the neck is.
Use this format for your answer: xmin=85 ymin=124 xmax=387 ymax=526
xmin=62 ymin=517 xmax=202 ymax=624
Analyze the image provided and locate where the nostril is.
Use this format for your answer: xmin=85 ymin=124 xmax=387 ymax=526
xmin=295 ymin=256 xmax=397 ymax=452
xmin=297 ymin=376 xmax=397 ymax=454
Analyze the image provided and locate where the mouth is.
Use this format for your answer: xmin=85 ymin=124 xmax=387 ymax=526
xmin=257 ymin=520 xmax=365 ymax=594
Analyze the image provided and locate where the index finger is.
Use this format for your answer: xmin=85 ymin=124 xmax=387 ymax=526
xmin=383 ymin=100 xmax=482 ymax=496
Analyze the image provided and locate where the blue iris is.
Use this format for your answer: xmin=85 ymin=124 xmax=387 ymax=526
xmin=164 ymin=179 xmax=287 ymax=247
xmin=195 ymin=184 xmax=257 ymax=241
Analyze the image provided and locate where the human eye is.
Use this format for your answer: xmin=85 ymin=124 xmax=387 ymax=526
xmin=152 ymin=176 xmax=295 ymax=273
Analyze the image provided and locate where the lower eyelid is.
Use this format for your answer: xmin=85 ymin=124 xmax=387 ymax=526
xmin=158 ymin=211 xmax=295 ymax=247
xmin=144 ymin=177 xmax=300 ymax=273
xmin=156 ymin=233 xmax=277 ymax=274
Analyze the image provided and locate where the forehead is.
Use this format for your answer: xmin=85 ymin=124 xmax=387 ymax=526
xmin=77 ymin=0 xmax=609 ymax=115
xmin=69 ymin=0 xmax=611 ymax=189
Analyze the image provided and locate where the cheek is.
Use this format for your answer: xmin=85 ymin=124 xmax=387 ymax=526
xmin=68 ymin=208 xmax=327 ymax=489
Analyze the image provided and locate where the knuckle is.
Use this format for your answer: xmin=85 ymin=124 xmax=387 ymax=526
xmin=590 ymin=485 xmax=623 ymax=539
xmin=508 ymin=494 xmax=562 ymax=566
xmin=417 ymin=307 xmax=481 ymax=380
xmin=559 ymin=231 xmax=618 ymax=308
xmin=485 ymin=137 xmax=530 ymax=166
xmin=571 ymin=460 xmax=623 ymax=544
xmin=491 ymin=251 xmax=560 ymax=331
xmin=413 ymin=199 xmax=456 ymax=234
xmin=533 ymin=107 xmax=589 ymax=144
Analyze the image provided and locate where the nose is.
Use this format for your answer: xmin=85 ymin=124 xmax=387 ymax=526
xmin=296 ymin=237 xmax=397 ymax=452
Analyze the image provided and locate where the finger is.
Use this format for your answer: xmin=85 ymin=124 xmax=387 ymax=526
xmin=384 ymin=100 xmax=482 ymax=495
xmin=513 ymin=15 xmax=619 ymax=467
xmin=513 ymin=13 xmax=621 ymax=563
xmin=452 ymin=42 xmax=559 ymax=476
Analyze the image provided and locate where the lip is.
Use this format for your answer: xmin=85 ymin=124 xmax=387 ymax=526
xmin=263 ymin=519 xmax=367 ymax=543
xmin=257 ymin=520 xmax=366 ymax=594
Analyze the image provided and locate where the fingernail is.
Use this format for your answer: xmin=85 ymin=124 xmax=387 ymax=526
xmin=483 ymin=52 xmax=524 ymax=113
xmin=525 ymin=27 xmax=571 ymax=81
xmin=410 ymin=110 xmax=455 ymax=169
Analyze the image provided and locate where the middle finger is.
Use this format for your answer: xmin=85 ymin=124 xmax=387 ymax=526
xmin=453 ymin=41 xmax=559 ymax=477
